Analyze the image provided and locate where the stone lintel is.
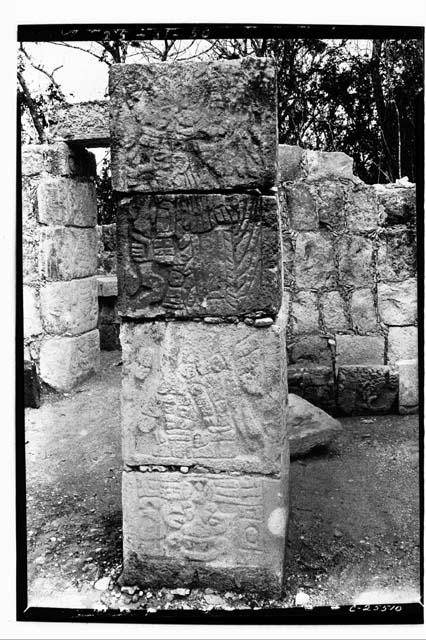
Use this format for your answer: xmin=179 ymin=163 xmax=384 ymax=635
xmin=50 ymin=100 xmax=110 ymax=147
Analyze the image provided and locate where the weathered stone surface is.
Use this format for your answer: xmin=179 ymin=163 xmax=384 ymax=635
xmin=278 ymin=144 xmax=304 ymax=182
xmin=39 ymin=329 xmax=100 ymax=391
xmin=321 ymin=290 xmax=349 ymax=332
xmin=284 ymin=183 xmax=318 ymax=231
xmin=377 ymin=228 xmax=417 ymax=282
xmin=294 ymin=232 xmax=336 ymax=290
xmin=336 ymin=235 xmax=374 ymax=287
xmin=397 ymin=359 xmax=418 ymax=414
xmin=22 ymin=178 xmax=41 ymax=285
xmin=287 ymin=393 xmax=342 ymax=457
xmin=287 ymin=365 xmax=335 ymax=414
xmin=40 ymin=277 xmax=98 ymax=336
xmin=345 ymin=186 xmax=379 ymax=231
xmin=50 ymin=100 xmax=109 ymax=146
xmin=122 ymin=471 xmax=288 ymax=595
xmin=377 ymin=279 xmax=417 ymax=325
xmin=374 ymin=184 xmax=416 ymax=226
xmin=121 ymin=319 xmax=286 ymax=473
xmin=23 ymin=285 xmax=42 ymax=337
xmin=22 ymin=143 xmax=96 ymax=178
xmin=281 ymin=234 xmax=295 ymax=288
xmin=97 ymin=275 xmax=118 ymax=298
xmin=110 ymin=59 xmax=277 ymax=192
xmin=290 ymin=336 xmax=332 ymax=366
xmin=305 ymin=150 xmax=354 ymax=180
xmin=337 ymin=365 xmax=398 ymax=415
xmin=336 ymin=335 xmax=385 ymax=366
xmin=24 ymin=360 xmax=40 ymax=409
xmin=291 ymin=290 xmax=319 ymax=334
xmin=316 ymin=181 xmax=348 ymax=230
xmin=350 ymin=288 xmax=378 ymax=333
xmin=387 ymin=326 xmax=417 ymax=366
xmin=37 ymin=178 xmax=97 ymax=227
xmin=40 ymin=227 xmax=98 ymax=281
xmin=117 ymin=193 xmax=280 ymax=318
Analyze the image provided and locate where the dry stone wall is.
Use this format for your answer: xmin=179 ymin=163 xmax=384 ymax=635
xmin=22 ymin=143 xmax=100 ymax=392
xmin=279 ymin=144 xmax=418 ymax=415
xmin=110 ymin=59 xmax=288 ymax=596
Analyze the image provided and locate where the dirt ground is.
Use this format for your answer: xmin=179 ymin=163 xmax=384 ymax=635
xmin=24 ymin=351 xmax=421 ymax=613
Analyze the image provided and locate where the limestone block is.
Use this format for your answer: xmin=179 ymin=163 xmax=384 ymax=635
xmin=39 ymin=329 xmax=100 ymax=391
xmin=337 ymin=365 xmax=398 ymax=415
xmin=22 ymin=178 xmax=40 ymax=285
xmin=397 ymin=359 xmax=418 ymax=414
xmin=40 ymin=227 xmax=98 ymax=281
xmin=305 ymin=150 xmax=354 ymax=180
xmin=117 ymin=193 xmax=280 ymax=318
xmin=284 ymin=183 xmax=318 ymax=231
xmin=345 ymin=186 xmax=379 ymax=231
xmin=37 ymin=178 xmax=97 ymax=227
xmin=287 ymin=393 xmax=342 ymax=457
xmin=122 ymin=471 xmax=288 ymax=596
xmin=291 ymin=290 xmax=319 ymax=334
xmin=336 ymin=334 xmax=384 ymax=366
xmin=287 ymin=365 xmax=335 ymax=413
xmin=278 ymin=144 xmax=304 ymax=182
xmin=40 ymin=277 xmax=98 ymax=336
xmin=377 ymin=279 xmax=417 ymax=325
xmin=97 ymin=275 xmax=118 ymax=298
xmin=110 ymin=59 xmax=277 ymax=192
xmin=377 ymin=229 xmax=417 ymax=282
xmin=374 ymin=184 xmax=416 ymax=226
xmin=22 ymin=143 xmax=96 ymax=178
xmin=350 ymin=288 xmax=378 ymax=333
xmin=336 ymin=235 xmax=374 ymax=287
xmin=316 ymin=181 xmax=348 ymax=230
xmin=50 ymin=100 xmax=109 ymax=146
xmin=23 ymin=285 xmax=42 ymax=337
xmin=121 ymin=319 xmax=286 ymax=473
xmin=294 ymin=232 xmax=336 ymax=290
xmin=290 ymin=335 xmax=332 ymax=366
xmin=387 ymin=326 xmax=417 ymax=366
xmin=321 ymin=290 xmax=349 ymax=332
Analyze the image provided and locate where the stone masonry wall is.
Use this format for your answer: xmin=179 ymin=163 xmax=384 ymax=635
xmin=22 ymin=143 xmax=100 ymax=392
xmin=110 ymin=59 xmax=289 ymax=596
xmin=278 ymin=144 xmax=418 ymax=415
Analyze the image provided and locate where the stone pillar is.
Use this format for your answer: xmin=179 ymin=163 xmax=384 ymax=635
xmin=110 ymin=59 xmax=288 ymax=596
xmin=22 ymin=142 xmax=100 ymax=391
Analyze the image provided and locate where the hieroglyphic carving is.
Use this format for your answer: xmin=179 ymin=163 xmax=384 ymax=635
xmin=117 ymin=193 xmax=280 ymax=318
xmin=123 ymin=472 xmax=286 ymax=570
xmin=121 ymin=319 xmax=286 ymax=472
xmin=109 ymin=59 xmax=277 ymax=192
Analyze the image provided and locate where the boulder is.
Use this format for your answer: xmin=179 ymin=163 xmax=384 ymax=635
xmin=287 ymin=393 xmax=342 ymax=457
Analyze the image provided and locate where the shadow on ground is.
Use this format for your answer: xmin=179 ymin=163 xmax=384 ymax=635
xmin=24 ymin=352 xmax=421 ymax=611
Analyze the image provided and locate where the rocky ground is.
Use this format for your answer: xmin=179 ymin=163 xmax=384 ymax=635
xmin=24 ymin=352 xmax=421 ymax=614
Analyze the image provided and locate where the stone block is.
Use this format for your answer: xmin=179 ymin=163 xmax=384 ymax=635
xmin=122 ymin=471 xmax=288 ymax=596
xmin=287 ymin=393 xmax=342 ymax=457
xmin=121 ymin=318 xmax=286 ymax=473
xmin=336 ymin=334 xmax=384 ymax=366
xmin=281 ymin=233 xmax=295 ymax=288
xmin=40 ymin=277 xmax=98 ymax=336
xmin=287 ymin=365 xmax=335 ymax=414
xmin=40 ymin=227 xmax=98 ymax=281
xmin=305 ymin=150 xmax=354 ymax=180
xmin=37 ymin=178 xmax=97 ymax=227
xmin=377 ymin=229 xmax=417 ymax=282
xmin=397 ymin=359 xmax=418 ymax=414
xmin=117 ymin=193 xmax=280 ymax=318
xmin=284 ymin=183 xmax=318 ymax=231
xmin=100 ymin=324 xmax=121 ymax=351
xmin=110 ymin=59 xmax=277 ymax=192
xmin=336 ymin=235 xmax=374 ymax=287
xmin=290 ymin=290 xmax=319 ymax=334
xmin=387 ymin=326 xmax=417 ymax=366
xmin=337 ymin=365 xmax=398 ymax=415
xmin=374 ymin=185 xmax=416 ymax=226
xmin=290 ymin=335 xmax=332 ymax=367
xmin=321 ymin=290 xmax=349 ymax=332
xmin=294 ymin=232 xmax=336 ymax=290
xmin=39 ymin=329 xmax=100 ymax=391
xmin=22 ymin=179 xmax=40 ymax=285
xmin=23 ymin=286 xmax=42 ymax=337
xmin=278 ymin=144 xmax=304 ymax=182
xmin=50 ymin=100 xmax=110 ymax=146
xmin=350 ymin=288 xmax=378 ymax=333
xmin=97 ymin=275 xmax=118 ymax=298
xmin=22 ymin=143 xmax=96 ymax=178
xmin=345 ymin=186 xmax=379 ymax=231
xmin=377 ymin=279 xmax=417 ymax=325
xmin=24 ymin=360 xmax=40 ymax=409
